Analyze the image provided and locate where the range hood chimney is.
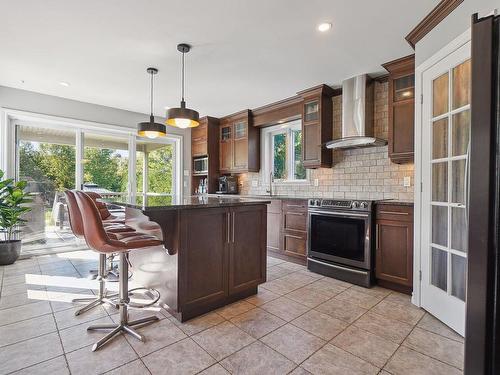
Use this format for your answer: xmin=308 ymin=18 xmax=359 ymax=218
xmin=325 ymin=74 xmax=387 ymax=150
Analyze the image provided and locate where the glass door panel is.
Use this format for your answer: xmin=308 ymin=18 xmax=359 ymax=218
xmin=16 ymin=125 xmax=81 ymax=254
xmin=136 ymin=139 xmax=175 ymax=205
xmin=83 ymin=133 xmax=129 ymax=200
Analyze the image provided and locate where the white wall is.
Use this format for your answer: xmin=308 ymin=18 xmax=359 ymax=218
xmin=0 ymin=85 xmax=191 ymax=195
xmin=415 ymin=0 xmax=498 ymax=66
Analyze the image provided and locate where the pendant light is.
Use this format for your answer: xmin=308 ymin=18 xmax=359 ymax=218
xmin=165 ymin=43 xmax=199 ymax=128
xmin=137 ymin=67 xmax=166 ymax=138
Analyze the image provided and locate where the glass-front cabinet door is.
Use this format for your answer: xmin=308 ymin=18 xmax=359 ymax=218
xmin=421 ymin=40 xmax=470 ymax=336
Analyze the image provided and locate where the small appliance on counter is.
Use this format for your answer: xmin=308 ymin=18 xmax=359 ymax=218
xmin=216 ymin=176 xmax=238 ymax=194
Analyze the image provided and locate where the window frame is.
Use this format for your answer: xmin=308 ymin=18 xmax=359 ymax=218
xmin=261 ymin=119 xmax=308 ymax=183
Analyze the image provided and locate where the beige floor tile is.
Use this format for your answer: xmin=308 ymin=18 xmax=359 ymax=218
xmin=125 ymin=317 xmax=187 ymax=356
xmin=199 ymin=363 xmax=230 ymax=374
xmin=267 ymin=257 xmax=286 ymax=267
xmin=104 ymin=359 xmax=149 ymax=375
xmin=289 ymin=367 xmax=312 ymax=374
xmin=216 ymin=300 xmax=255 ymax=319
xmin=0 ymin=281 xmax=45 ymax=297
xmin=403 ymin=327 xmax=464 ymax=369
xmin=353 ymin=311 xmax=413 ymax=344
xmin=142 ymin=338 xmax=216 ymax=374
xmin=0 ymin=332 xmax=64 ymax=374
xmin=0 ymin=300 xmax=52 ymax=326
xmin=260 ymin=324 xmax=325 ymax=364
xmin=315 ymin=299 xmax=367 ymax=324
xmin=350 ymin=285 xmax=391 ymax=299
xmin=384 ymin=346 xmax=462 ymax=375
xmin=59 ymin=316 xmax=115 ymax=353
xmin=285 ymin=286 xmax=332 ymax=308
xmin=260 ymin=278 xmax=303 ymax=295
xmin=230 ymin=307 xmax=286 ymax=338
xmin=11 ymin=355 xmax=69 ymax=375
xmin=267 ymin=265 xmax=294 ymax=280
xmin=306 ymin=279 xmax=350 ymax=297
xmin=260 ymin=297 xmax=310 ymax=321
xmin=171 ymin=312 xmax=225 ymax=336
xmin=278 ymin=262 xmax=306 ymax=271
xmin=192 ymin=321 xmax=255 ymax=360
xmin=417 ymin=313 xmax=464 ymax=342
xmin=331 ymin=325 xmax=399 ymax=368
xmin=384 ymin=291 xmax=413 ymax=306
xmin=333 ymin=288 xmax=384 ymax=309
xmin=301 ymin=344 xmax=379 ymax=375
xmin=221 ymin=341 xmax=295 ymax=374
xmin=291 ymin=310 xmax=348 ymax=341
xmin=279 ymin=272 xmax=318 ymax=287
xmin=0 ymin=313 xmax=57 ymax=348
xmin=2 ymin=271 xmax=41 ymax=287
xmin=0 ymin=289 xmax=49 ymax=310
xmin=371 ymin=300 xmax=424 ymax=325
xmin=54 ymin=304 xmax=109 ymax=330
xmin=66 ymin=336 xmax=137 ymax=375
xmin=245 ymin=288 xmax=280 ymax=306
xmin=294 ymin=269 xmax=325 ymax=281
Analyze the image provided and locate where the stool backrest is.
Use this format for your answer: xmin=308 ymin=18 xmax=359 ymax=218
xmin=74 ymin=191 xmax=122 ymax=253
xmin=85 ymin=192 xmax=112 ymax=220
xmin=64 ymin=190 xmax=84 ymax=238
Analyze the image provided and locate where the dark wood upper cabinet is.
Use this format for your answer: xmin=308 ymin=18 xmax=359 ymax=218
xmin=375 ymin=203 xmax=414 ymax=294
xmin=383 ymin=55 xmax=415 ymax=164
xmin=297 ymin=85 xmax=334 ymax=168
xmin=191 ymin=116 xmax=219 ymax=194
xmin=219 ymin=110 xmax=259 ymax=174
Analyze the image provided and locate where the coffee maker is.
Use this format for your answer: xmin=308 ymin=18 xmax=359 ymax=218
xmin=216 ymin=176 xmax=238 ymax=194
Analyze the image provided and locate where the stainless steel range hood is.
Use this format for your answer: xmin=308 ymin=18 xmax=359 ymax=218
xmin=326 ymin=74 xmax=387 ymax=150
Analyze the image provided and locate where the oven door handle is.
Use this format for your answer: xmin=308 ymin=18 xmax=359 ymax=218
xmin=308 ymin=210 xmax=369 ymax=219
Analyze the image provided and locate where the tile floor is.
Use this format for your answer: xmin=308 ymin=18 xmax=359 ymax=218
xmin=0 ymin=251 xmax=464 ymax=375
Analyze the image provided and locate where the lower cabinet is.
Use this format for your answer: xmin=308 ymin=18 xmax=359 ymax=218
xmin=375 ymin=203 xmax=414 ymax=294
xmin=179 ymin=205 xmax=266 ymax=317
xmin=266 ymin=199 xmax=308 ymax=262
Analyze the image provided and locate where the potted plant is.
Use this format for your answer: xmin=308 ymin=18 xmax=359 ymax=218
xmin=0 ymin=170 xmax=32 ymax=265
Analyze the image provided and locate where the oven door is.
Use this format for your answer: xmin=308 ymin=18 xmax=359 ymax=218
xmin=308 ymin=209 xmax=371 ymax=270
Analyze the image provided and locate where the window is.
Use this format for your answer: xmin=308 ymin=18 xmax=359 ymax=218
xmin=263 ymin=120 xmax=306 ymax=182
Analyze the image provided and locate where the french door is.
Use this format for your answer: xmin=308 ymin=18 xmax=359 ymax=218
xmin=421 ymin=40 xmax=471 ymax=335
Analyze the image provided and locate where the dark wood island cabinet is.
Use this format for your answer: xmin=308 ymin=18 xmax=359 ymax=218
xmin=114 ymin=196 xmax=268 ymax=322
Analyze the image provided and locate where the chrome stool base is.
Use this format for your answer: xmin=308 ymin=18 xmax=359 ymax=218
xmin=88 ymin=252 xmax=160 ymax=351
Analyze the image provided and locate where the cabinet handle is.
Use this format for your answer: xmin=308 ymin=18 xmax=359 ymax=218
xmin=376 ymin=224 xmax=380 ymax=250
xmin=378 ymin=210 xmax=409 ymax=216
xmin=227 ymin=212 xmax=231 ymax=243
xmin=286 ymin=204 xmax=306 ymax=208
xmin=285 ymin=233 xmax=303 ymax=240
xmin=286 ymin=212 xmax=305 ymax=216
xmin=232 ymin=212 xmax=235 ymax=243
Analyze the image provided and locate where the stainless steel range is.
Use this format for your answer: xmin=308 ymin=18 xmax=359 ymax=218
xmin=307 ymin=198 xmax=374 ymax=287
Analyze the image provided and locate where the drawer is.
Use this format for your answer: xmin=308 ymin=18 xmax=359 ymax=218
xmin=283 ymin=232 xmax=307 ymax=258
xmin=283 ymin=210 xmax=307 ymax=232
xmin=282 ymin=199 xmax=307 ymax=212
xmin=376 ymin=205 xmax=413 ymax=222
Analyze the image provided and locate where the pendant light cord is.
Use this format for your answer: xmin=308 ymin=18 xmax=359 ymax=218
xmin=181 ymin=51 xmax=185 ymax=103
xmin=150 ymin=70 xmax=154 ymax=116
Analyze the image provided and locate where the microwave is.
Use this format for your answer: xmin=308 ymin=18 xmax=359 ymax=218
xmin=193 ymin=157 xmax=208 ymax=175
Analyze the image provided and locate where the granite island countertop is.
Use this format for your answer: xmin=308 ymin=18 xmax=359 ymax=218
xmin=108 ymin=195 xmax=271 ymax=211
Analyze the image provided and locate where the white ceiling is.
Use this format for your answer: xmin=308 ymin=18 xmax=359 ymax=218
xmin=0 ymin=0 xmax=438 ymax=118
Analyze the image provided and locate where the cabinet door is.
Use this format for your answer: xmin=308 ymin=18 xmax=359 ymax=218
xmin=219 ymin=125 xmax=233 ymax=171
xmin=391 ymin=101 xmax=415 ymax=161
xmin=180 ymin=208 xmax=229 ymax=308
xmin=302 ymin=122 xmax=321 ymax=166
xmin=232 ymin=122 xmax=248 ymax=170
xmin=192 ymin=142 xmax=207 ymax=157
xmin=228 ymin=205 xmax=266 ymax=294
xmin=267 ymin=200 xmax=282 ymax=252
xmin=283 ymin=232 xmax=307 ymax=258
xmin=375 ymin=219 xmax=413 ymax=287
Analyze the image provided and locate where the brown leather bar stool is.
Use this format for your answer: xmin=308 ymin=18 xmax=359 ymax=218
xmin=65 ymin=190 xmax=134 ymax=315
xmin=86 ymin=192 xmax=126 ymax=224
xmin=75 ymin=191 xmax=162 ymax=351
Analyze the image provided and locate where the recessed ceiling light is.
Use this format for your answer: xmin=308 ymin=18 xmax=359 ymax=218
xmin=317 ymin=22 xmax=332 ymax=32
xmin=59 ymin=81 xmax=70 ymax=87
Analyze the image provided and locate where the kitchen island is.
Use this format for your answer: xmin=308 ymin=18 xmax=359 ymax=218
xmin=112 ymin=195 xmax=269 ymax=322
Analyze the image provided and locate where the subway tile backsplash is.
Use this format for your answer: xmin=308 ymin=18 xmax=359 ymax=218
xmin=239 ymin=81 xmax=415 ymax=201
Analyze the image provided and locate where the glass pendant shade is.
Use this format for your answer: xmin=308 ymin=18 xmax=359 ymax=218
xmin=137 ymin=67 xmax=166 ymax=138
xmin=166 ymin=43 xmax=199 ymax=128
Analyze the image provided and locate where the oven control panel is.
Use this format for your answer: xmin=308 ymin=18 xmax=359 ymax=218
xmin=308 ymin=198 xmax=372 ymax=211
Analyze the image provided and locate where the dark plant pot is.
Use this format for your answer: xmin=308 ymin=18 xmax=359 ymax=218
xmin=0 ymin=240 xmax=22 ymax=265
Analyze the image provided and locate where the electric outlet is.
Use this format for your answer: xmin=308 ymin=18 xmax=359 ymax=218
xmin=403 ymin=176 xmax=411 ymax=187
xmin=314 ymin=179 xmax=319 ymax=187
xmin=183 ymin=169 xmax=190 ymax=177
xmin=251 ymin=180 xmax=258 ymax=187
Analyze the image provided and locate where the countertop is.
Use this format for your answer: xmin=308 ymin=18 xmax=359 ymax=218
xmin=209 ymin=194 xmax=310 ymax=201
xmin=108 ymin=195 xmax=271 ymax=211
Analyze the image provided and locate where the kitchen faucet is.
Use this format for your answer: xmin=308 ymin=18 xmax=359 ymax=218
xmin=266 ymin=172 xmax=274 ymax=196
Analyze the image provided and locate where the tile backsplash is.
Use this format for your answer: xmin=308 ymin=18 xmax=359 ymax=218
xmin=239 ymin=81 xmax=415 ymax=201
